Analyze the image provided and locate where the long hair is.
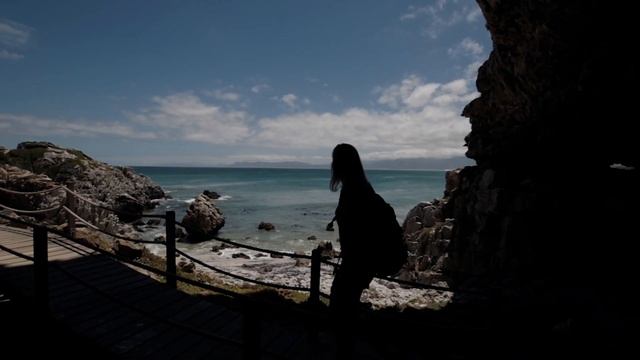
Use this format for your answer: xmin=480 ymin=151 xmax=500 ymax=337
xmin=330 ymin=143 xmax=367 ymax=192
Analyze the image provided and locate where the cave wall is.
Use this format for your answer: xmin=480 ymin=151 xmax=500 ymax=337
xmin=447 ymin=0 xmax=639 ymax=288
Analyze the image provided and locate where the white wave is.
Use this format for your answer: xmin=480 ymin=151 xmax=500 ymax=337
xmin=183 ymin=198 xmax=196 ymax=204
xmin=217 ymin=195 xmax=232 ymax=201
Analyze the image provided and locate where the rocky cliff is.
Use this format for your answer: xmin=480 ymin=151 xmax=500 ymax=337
xmin=443 ymin=0 xmax=638 ymax=332
xmin=0 ymin=142 xmax=165 ymax=218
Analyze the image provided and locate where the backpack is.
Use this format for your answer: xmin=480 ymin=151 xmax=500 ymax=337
xmin=367 ymin=194 xmax=408 ymax=277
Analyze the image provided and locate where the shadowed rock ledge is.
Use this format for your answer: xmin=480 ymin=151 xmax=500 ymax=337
xmin=440 ymin=0 xmax=638 ymax=343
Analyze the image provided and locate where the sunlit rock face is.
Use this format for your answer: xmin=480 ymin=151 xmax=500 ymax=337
xmin=447 ymin=0 xmax=639 ymax=292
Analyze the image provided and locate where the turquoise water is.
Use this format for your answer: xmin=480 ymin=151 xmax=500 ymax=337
xmin=135 ymin=167 xmax=446 ymax=252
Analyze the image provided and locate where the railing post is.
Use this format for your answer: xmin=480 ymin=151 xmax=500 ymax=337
xmin=165 ymin=210 xmax=177 ymax=288
xmin=65 ymin=189 xmax=75 ymax=239
xmin=33 ymin=226 xmax=49 ymax=312
xmin=309 ymin=248 xmax=321 ymax=306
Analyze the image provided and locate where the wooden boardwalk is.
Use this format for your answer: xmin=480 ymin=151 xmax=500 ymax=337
xmin=0 ymin=225 xmax=327 ymax=359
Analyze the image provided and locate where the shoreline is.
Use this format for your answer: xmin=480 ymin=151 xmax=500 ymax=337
xmin=142 ymin=238 xmax=452 ymax=311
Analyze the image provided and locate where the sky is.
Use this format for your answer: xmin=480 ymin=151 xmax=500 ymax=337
xmin=0 ymin=0 xmax=491 ymax=167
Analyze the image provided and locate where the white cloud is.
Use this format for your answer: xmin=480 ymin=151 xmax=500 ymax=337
xmin=464 ymin=60 xmax=484 ymax=79
xmin=466 ymin=7 xmax=482 ymax=22
xmin=400 ymin=1 xmax=483 ymax=38
xmin=448 ymin=38 xmax=484 ymax=58
xmin=281 ymin=93 xmax=298 ymax=108
xmin=129 ymin=93 xmax=251 ymax=144
xmin=375 ymin=75 xmax=422 ymax=108
xmin=0 ymin=49 xmax=23 ymax=60
xmin=1 ymin=72 xmax=478 ymax=162
xmin=206 ymin=89 xmax=241 ymax=101
xmin=376 ymin=75 xmax=470 ymax=109
xmin=0 ymin=19 xmax=31 ymax=46
xmin=447 ymin=38 xmax=484 ymax=57
xmin=251 ymin=84 xmax=270 ymax=94
xmin=0 ymin=19 xmax=31 ymax=60
xmin=254 ymin=74 xmax=477 ymax=160
xmin=0 ymin=113 xmax=157 ymax=139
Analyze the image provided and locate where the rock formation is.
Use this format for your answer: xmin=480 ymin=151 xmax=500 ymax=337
xmin=0 ymin=142 xmax=165 ymax=221
xmin=181 ymin=193 xmax=225 ymax=241
xmin=441 ymin=0 xmax=638 ymax=340
xmin=1 ymin=142 xmax=165 ymax=237
xmin=401 ymin=169 xmax=458 ymax=285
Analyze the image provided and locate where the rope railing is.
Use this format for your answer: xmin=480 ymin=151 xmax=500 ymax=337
xmin=207 ymin=234 xmax=312 ymax=260
xmin=1 ymin=188 xmax=469 ymax=296
xmin=0 ymin=185 xmax=63 ymax=195
xmin=61 ymin=185 xmax=166 ymax=219
xmin=0 ymin=202 xmax=62 ymax=214
xmin=61 ymin=205 xmax=160 ymax=245
xmin=176 ymin=249 xmax=311 ymax=292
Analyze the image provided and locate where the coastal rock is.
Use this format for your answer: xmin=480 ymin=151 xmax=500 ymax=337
xmin=398 ymin=171 xmax=460 ymax=284
xmin=307 ymin=235 xmax=317 ymax=240
xmin=114 ymin=240 xmax=143 ymax=260
xmin=211 ymin=242 xmax=236 ymax=252
xmin=316 ymin=241 xmax=337 ymax=259
xmin=0 ymin=142 xmax=165 ymax=212
xmin=178 ymin=259 xmax=196 ymax=273
xmin=258 ymin=222 xmax=275 ymax=231
xmin=113 ymin=193 xmax=144 ymax=222
xmin=153 ymin=234 xmax=166 ymax=243
xmin=294 ymin=251 xmax=310 ymax=267
xmin=181 ymin=193 xmax=225 ymax=241
xmin=0 ymin=164 xmax=64 ymax=220
xmin=203 ymin=190 xmax=221 ymax=199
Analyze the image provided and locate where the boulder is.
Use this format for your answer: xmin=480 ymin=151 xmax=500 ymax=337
xmin=294 ymin=251 xmax=311 ymax=267
xmin=113 ymin=193 xmax=144 ymax=222
xmin=315 ymin=241 xmax=337 ymax=259
xmin=178 ymin=259 xmax=196 ymax=273
xmin=258 ymin=222 xmax=275 ymax=231
xmin=203 ymin=190 xmax=221 ymax=199
xmin=114 ymin=240 xmax=143 ymax=260
xmin=181 ymin=194 xmax=225 ymax=241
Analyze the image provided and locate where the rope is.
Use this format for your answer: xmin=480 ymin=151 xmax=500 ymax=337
xmin=176 ymin=249 xmax=311 ymax=292
xmin=377 ymin=275 xmax=455 ymax=293
xmin=63 ymin=186 xmax=166 ymax=219
xmin=186 ymin=232 xmax=312 ymax=260
xmin=0 ymin=206 xmax=474 ymax=295
xmin=0 ymin=211 xmax=36 ymax=227
xmin=0 ymin=201 xmax=63 ymax=214
xmin=61 ymin=206 xmax=163 ymax=245
xmin=0 ymin=185 xmax=63 ymax=195
xmin=319 ymin=255 xmax=463 ymax=293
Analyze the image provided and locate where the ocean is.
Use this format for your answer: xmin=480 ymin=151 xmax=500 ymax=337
xmin=135 ymin=167 xmax=446 ymax=253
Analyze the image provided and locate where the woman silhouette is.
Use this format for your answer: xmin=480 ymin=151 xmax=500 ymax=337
xmin=329 ymin=143 xmax=376 ymax=317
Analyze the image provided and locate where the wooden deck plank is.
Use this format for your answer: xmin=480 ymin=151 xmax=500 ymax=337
xmin=2 ymin=225 xmax=332 ymax=359
xmin=136 ymin=300 xmax=238 ymax=359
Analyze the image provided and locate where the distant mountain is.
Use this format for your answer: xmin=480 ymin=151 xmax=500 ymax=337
xmin=228 ymin=156 xmax=473 ymax=170
xmin=228 ymin=161 xmax=323 ymax=169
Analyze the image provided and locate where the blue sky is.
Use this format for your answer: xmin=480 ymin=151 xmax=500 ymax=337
xmin=1 ymin=0 xmax=490 ymax=166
